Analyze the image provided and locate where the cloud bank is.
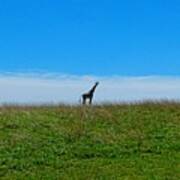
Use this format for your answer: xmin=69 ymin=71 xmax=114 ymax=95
xmin=0 ymin=72 xmax=180 ymax=104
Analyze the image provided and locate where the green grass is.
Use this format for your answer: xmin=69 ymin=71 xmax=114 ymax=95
xmin=0 ymin=102 xmax=180 ymax=179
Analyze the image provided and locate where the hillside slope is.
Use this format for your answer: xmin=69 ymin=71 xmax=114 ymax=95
xmin=0 ymin=103 xmax=180 ymax=179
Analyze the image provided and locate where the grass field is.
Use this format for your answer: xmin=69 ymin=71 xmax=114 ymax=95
xmin=0 ymin=102 xmax=180 ymax=179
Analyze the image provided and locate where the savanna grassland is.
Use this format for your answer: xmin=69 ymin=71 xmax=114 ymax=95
xmin=0 ymin=102 xmax=180 ymax=180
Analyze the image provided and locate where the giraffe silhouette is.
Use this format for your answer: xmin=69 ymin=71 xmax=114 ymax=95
xmin=82 ymin=82 xmax=99 ymax=105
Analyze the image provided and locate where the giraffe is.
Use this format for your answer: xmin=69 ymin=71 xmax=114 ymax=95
xmin=82 ymin=82 xmax=99 ymax=105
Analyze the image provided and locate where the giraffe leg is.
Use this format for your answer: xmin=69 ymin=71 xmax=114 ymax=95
xmin=83 ymin=97 xmax=86 ymax=105
xmin=89 ymin=97 xmax=93 ymax=105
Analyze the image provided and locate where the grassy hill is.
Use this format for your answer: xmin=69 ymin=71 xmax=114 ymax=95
xmin=0 ymin=102 xmax=179 ymax=179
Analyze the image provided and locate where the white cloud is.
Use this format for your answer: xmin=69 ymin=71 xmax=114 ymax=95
xmin=0 ymin=73 xmax=180 ymax=104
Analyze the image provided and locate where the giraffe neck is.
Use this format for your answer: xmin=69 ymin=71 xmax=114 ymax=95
xmin=89 ymin=84 xmax=98 ymax=95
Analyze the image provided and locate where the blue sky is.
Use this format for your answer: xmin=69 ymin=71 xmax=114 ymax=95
xmin=1 ymin=0 xmax=180 ymax=76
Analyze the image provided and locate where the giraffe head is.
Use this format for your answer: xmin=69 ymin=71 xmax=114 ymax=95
xmin=95 ymin=82 xmax=99 ymax=86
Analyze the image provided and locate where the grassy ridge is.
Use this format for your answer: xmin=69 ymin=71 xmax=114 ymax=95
xmin=0 ymin=103 xmax=180 ymax=179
